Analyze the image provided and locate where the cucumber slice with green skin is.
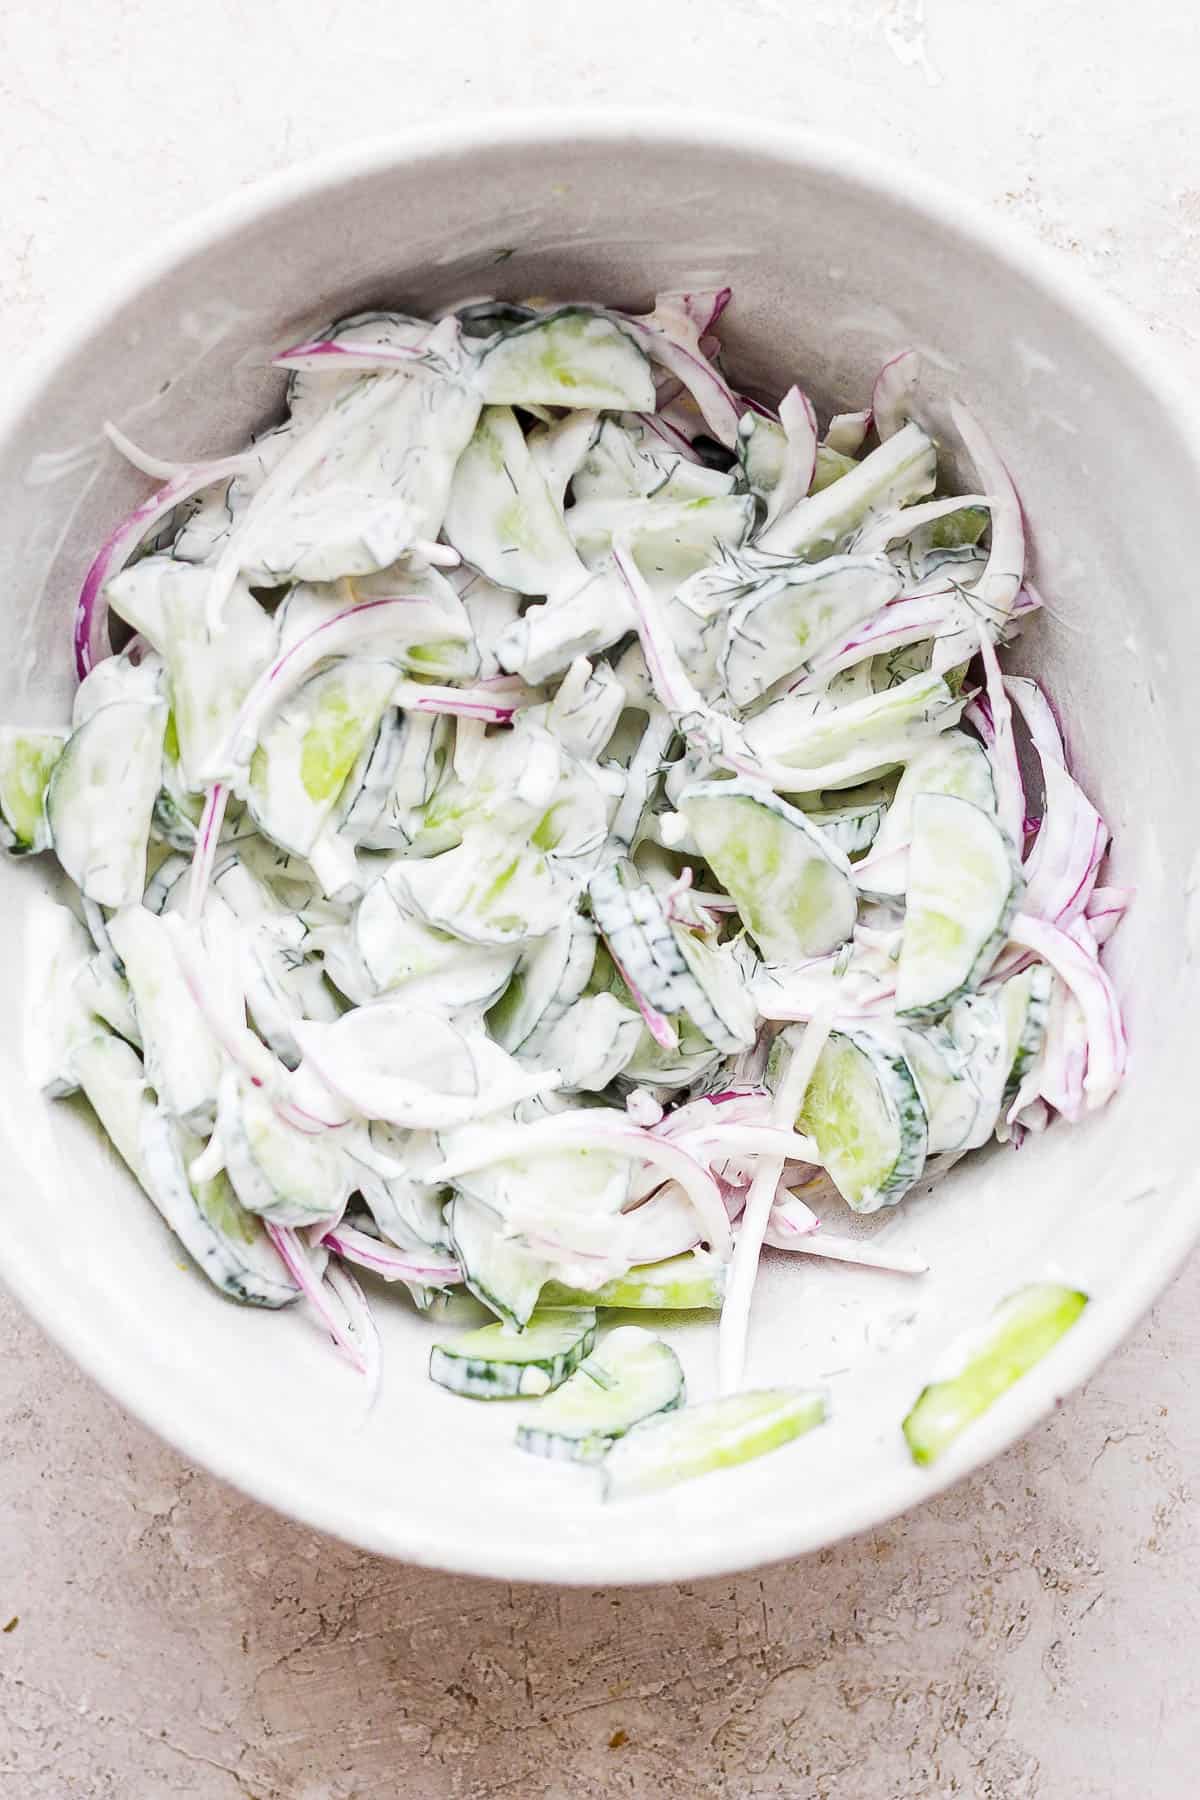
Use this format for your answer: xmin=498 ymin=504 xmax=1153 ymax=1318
xmin=588 ymin=859 xmax=757 ymax=1053
xmin=602 ymin=1387 xmax=829 ymax=1500
xmin=443 ymin=405 xmax=587 ymax=597
xmin=758 ymin=420 xmax=936 ymax=559
xmin=476 ymin=309 xmax=656 ymax=411
xmin=541 ymin=1248 xmax=725 ymax=1310
xmin=545 ymin=656 xmax=626 ymax=762
xmin=487 ymin=914 xmax=598 ymax=1052
xmin=218 ymin=1067 xmax=349 ymax=1227
xmin=358 ymin=1120 xmax=452 ymax=1252
xmin=429 ymin=1306 xmax=598 ymax=1399
xmin=896 ymin=795 xmax=1021 ymax=1022
xmin=567 ymin=495 xmax=754 ymax=589
xmin=574 ymin=418 xmax=733 ymax=504
xmin=0 ymin=726 xmax=67 ymax=853
xmin=139 ymin=1106 xmax=300 ymax=1307
xmin=106 ymin=561 xmax=276 ymax=789
xmin=26 ymin=902 xmax=106 ymax=1097
xmin=46 ymin=700 xmax=167 ymax=907
xmin=247 ymin=657 xmax=399 ymax=862
xmin=902 ymin=1283 xmax=1089 ymax=1467
xmin=1000 ymin=962 xmax=1053 ymax=1109
xmin=798 ymin=1028 xmax=928 ymax=1212
xmin=677 ymin=781 xmax=857 ymax=962
xmin=858 ymin=731 xmax=996 ymax=897
xmin=899 ymin=1024 xmax=982 ymax=1156
xmin=448 ymin=1193 xmax=552 ymax=1326
xmin=520 ymin=991 xmax=642 ymax=1092
xmin=349 ymin=866 xmax=519 ymax=1004
xmin=718 ymin=556 xmax=901 ymax=707
xmin=72 ymin=1033 xmax=153 ymax=1174
xmin=73 ymin=952 xmax=141 ymax=1050
xmin=744 ymin=671 xmax=963 ymax=783
xmin=107 ymin=904 xmax=224 ymax=1129
xmin=807 ymin=799 xmax=886 ymax=860
xmin=391 ymin=827 xmax=569 ymax=947
xmin=516 ymin=1327 xmax=685 ymax=1462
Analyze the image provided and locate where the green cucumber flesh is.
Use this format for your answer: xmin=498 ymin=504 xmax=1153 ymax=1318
xmin=896 ymin=794 xmax=1020 ymax=1021
xmin=602 ymin=1387 xmax=828 ymax=1499
xmin=477 ymin=309 xmax=656 ymax=411
xmin=429 ymin=1306 xmax=598 ymax=1398
xmin=903 ymin=1282 xmax=1088 ymax=1466
xmin=448 ymin=1193 xmax=549 ymax=1327
xmin=798 ymin=1028 xmax=928 ymax=1212
xmin=516 ymin=1327 xmax=685 ymax=1462
xmin=678 ymin=780 xmax=857 ymax=962
xmin=0 ymin=726 xmax=68 ymax=853
xmin=541 ymin=1249 xmax=725 ymax=1311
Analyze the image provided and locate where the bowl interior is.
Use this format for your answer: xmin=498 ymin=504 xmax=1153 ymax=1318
xmin=2 ymin=120 xmax=1198 ymax=1582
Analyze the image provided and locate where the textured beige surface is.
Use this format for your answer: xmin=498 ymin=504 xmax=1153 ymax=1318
xmin=3 ymin=0 xmax=1200 ymax=1794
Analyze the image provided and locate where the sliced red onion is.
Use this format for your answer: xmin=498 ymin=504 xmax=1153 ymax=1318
xmin=391 ymin=676 xmax=540 ymax=724
xmin=762 ymin=1222 xmax=928 ymax=1274
xmin=765 ymin=1189 xmax=820 ymax=1238
xmin=718 ymin=1010 xmax=834 ymax=1395
xmin=625 ymin=1089 xmax=664 ymax=1128
xmin=604 ymin=938 xmax=677 ymax=1051
xmin=427 ymin=1112 xmax=732 ymax=1260
xmin=651 ymin=1088 xmax=773 ymax=1138
xmin=323 ymin=1260 xmax=382 ymax=1407
xmin=872 ymin=350 xmax=920 ymax=440
xmin=675 ymin=287 xmax=733 ymax=338
xmin=972 ymin=624 xmax=1024 ymax=848
xmin=267 ymin=1222 xmax=367 ymax=1373
xmin=632 ymin=410 xmax=705 ymax=462
xmin=1085 ymin=885 xmax=1134 ymax=946
xmin=271 ymin=339 xmax=434 ymax=373
xmin=674 ymin=1123 xmax=821 ymax=1165
xmin=186 ymin=784 xmax=228 ymax=925
xmin=855 ymin=493 xmax=991 ymax=555
xmin=1009 ymin=912 xmax=1127 ymax=1109
xmin=213 ymin=594 xmax=462 ymax=780
xmin=619 ymin=299 xmax=741 ymax=447
xmin=74 ymin=452 xmax=249 ymax=678
xmin=1022 ymin=758 xmax=1107 ymax=928
xmin=619 ymin=1180 xmax=703 ymax=1263
xmin=103 ymin=421 xmax=238 ymax=482
xmin=950 ymin=401 xmax=1025 ymax=625
xmin=1004 ymin=674 xmax=1066 ymax=766
xmin=324 ymin=1225 xmax=461 ymax=1285
xmin=791 ymin=591 xmax=956 ymax=693
xmin=764 ymin=387 xmax=818 ymax=526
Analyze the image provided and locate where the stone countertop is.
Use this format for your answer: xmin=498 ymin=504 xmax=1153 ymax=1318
xmin=3 ymin=2 xmax=1199 ymax=1794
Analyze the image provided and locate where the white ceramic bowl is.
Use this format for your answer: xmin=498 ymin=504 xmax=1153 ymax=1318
xmin=2 ymin=113 xmax=1197 ymax=1585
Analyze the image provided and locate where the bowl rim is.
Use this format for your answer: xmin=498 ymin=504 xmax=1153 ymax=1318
xmin=4 ymin=107 xmax=1199 ymax=1584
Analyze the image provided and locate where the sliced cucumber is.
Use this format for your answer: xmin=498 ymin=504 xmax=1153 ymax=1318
xmin=718 ymin=556 xmax=900 ymax=707
xmin=759 ymin=420 xmax=936 ymax=559
xmin=390 ymin=827 xmax=568 ymax=946
xmin=677 ymin=780 xmax=857 ymax=962
xmin=448 ymin=1193 xmax=550 ymax=1326
xmin=859 ymin=731 xmax=995 ymax=896
xmin=218 ymin=1067 xmax=349 ymax=1227
xmin=27 ymin=903 xmax=108 ymax=1097
xmin=139 ymin=1106 xmax=299 ymax=1306
xmin=545 ymin=656 xmax=626 ymax=762
xmin=73 ymin=951 xmax=141 ymax=1050
xmin=247 ymin=657 xmax=398 ymax=862
xmin=516 ymin=1327 xmax=685 ymax=1462
xmin=107 ymin=904 xmax=223 ymax=1128
xmin=602 ymin=1387 xmax=828 ymax=1500
xmin=350 ymin=867 xmax=519 ymax=1004
xmin=903 ymin=1282 xmax=1089 ymax=1466
xmin=0 ymin=726 xmax=68 ymax=853
xmin=744 ymin=671 xmax=962 ymax=785
xmin=574 ymin=417 xmax=732 ymax=504
xmin=72 ymin=1033 xmax=153 ymax=1174
xmin=899 ymin=1024 xmax=981 ymax=1156
xmin=476 ymin=309 xmax=656 ymax=411
xmin=46 ymin=700 xmax=167 ymax=907
xmin=798 ymin=1028 xmax=928 ymax=1212
xmin=568 ymin=495 xmax=754 ymax=589
xmin=806 ymin=797 xmax=887 ymax=860
xmin=541 ymin=1248 xmax=725 ymax=1310
xmin=588 ymin=858 xmax=756 ymax=1053
xmin=521 ymin=991 xmax=642 ymax=1092
xmin=429 ymin=1305 xmax=598 ymax=1399
xmin=895 ymin=795 xmax=1020 ymax=1021
xmin=488 ymin=914 xmax=597 ymax=1052
xmin=443 ymin=405 xmax=586 ymax=597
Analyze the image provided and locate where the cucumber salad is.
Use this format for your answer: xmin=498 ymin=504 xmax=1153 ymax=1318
xmin=10 ymin=290 xmax=1125 ymax=1491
